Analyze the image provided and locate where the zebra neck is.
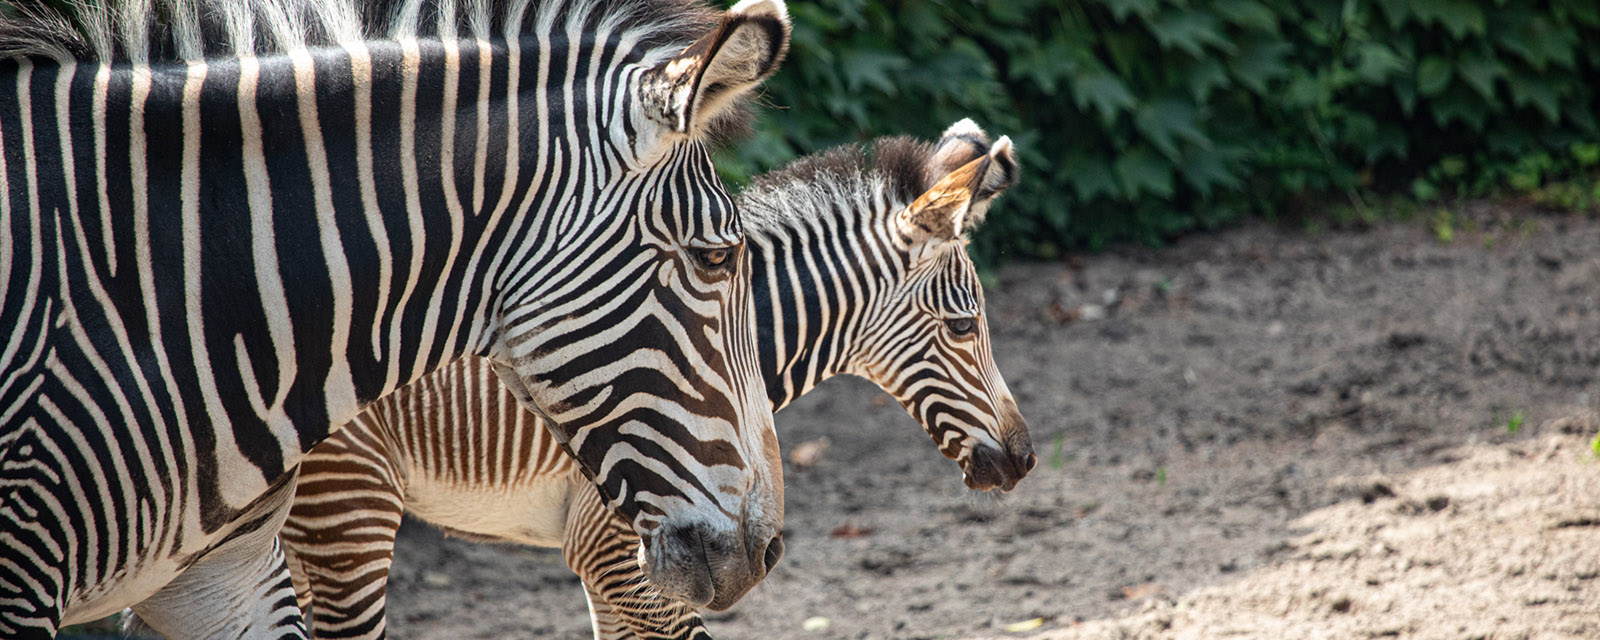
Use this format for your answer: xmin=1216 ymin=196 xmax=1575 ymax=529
xmin=745 ymin=203 xmax=897 ymax=412
xmin=1 ymin=38 xmax=576 ymax=456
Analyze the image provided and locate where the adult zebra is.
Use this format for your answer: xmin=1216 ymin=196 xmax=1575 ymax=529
xmin=281 ymin=121 xmax=1035 ymax=639
xmin=0 ymin=0 xmax=792 ymax=637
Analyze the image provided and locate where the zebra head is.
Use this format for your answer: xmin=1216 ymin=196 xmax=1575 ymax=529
xmin=857 ymin=120 xmax=1036 ymax=492
xmin=487 ymin=0 xmax=789 ymax=610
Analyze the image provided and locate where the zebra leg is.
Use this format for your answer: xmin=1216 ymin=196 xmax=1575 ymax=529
xmin=278 ymin=416 xmax=407 ymax=640
xmin=563 ymin=481 xmax=711 ymax=640
xmin=131 ymin=472 xmax=307 ymax=640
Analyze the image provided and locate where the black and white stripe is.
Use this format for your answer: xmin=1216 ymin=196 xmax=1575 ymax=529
xmin=279 ymin=121 xmax=1034 ymax=639
xmin=0 ymin=0 xmax=790 ymax=636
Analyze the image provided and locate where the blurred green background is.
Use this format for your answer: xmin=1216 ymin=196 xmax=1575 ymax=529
xmin=713 ymin=0 xmax=1600 ymax=265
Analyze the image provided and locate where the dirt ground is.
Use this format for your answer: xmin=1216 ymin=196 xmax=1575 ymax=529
xmin=370 ymin=203 xmax=1600 ymax=639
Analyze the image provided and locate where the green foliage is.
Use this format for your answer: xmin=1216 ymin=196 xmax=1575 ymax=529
xmin=716 ymin=0 xmax=1600 ymax=263
xmin=1049 ymin=432 xmax=1067 ymax=470
xmin=1506 ymin=410 xmax=1524 ymax=433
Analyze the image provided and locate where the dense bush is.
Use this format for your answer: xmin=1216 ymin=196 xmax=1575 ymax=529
xmin=714 ymin=0 xmax=1600 ymax=263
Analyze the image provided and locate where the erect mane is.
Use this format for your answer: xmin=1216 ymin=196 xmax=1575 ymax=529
xmin=736 ymin=135 xmax=934 ymax=233
xmin=0 ymin=0 xmax=719 ymax=64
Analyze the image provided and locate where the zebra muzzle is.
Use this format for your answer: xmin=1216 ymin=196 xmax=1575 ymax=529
xmin=641 ymin=522 xmax=783 ymax=611
xmin=962 ymin=430 xmax=1037 ymax=492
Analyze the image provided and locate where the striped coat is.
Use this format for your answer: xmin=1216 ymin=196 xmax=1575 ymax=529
xmin=0 ymin=0 xmax=790 ymax=636
xmin=284 ymin=121 xmax=1035 ymax=639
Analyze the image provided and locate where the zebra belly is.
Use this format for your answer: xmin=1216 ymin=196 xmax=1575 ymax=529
xmin=402 ymin=475 xmax=575 ymax=548
xmin=58 ymin=467 xmax=300 ymax=626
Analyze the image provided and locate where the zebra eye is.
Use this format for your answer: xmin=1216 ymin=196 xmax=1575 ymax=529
xmin=692 ymin=246 xmax=737 ymax=271
xmin=944 ymin=317 xmax=977 ymax=336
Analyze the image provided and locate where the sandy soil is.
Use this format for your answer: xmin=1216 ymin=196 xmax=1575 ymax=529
xmin=318 ymin=204 xmax=1600 ymax=639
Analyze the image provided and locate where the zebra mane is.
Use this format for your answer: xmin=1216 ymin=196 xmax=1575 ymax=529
xmin=739 ymin=136 xmax=934 ymax=234
xmin=0 ymin=0 xmax=718 ymax=64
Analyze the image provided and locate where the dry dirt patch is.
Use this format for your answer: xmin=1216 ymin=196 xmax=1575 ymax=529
xmin=379 ymin=205 xmax=1599 ymax=639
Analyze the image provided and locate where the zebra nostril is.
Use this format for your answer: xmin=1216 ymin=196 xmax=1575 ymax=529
xmin=1022 ymin=451 xmax=1038 ymax=473
xmin=762 ymin=534 xmax=785 ymax=573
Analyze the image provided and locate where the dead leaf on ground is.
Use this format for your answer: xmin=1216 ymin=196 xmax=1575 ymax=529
xmin=869 ymin=393 xmax=894 ymax=410
xmin=789 ymin=437 xmax=830 ymax=470
xmin=829 ymin=523 xmax=876 ymax=539
xmin=1048 ymin=296 xmax=1080 ymax=324
xmin=1001 ymin=617 xmax=1045 ymax=633
xmin=1121 ymin=582 xmax=1166 ymax=600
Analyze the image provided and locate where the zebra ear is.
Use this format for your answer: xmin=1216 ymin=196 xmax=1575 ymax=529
xmin=925 ymin=121 xmax=1019 ymax=233
xmin=637 ymin=0 xmax=790 ymax=137
xmin=898 ymin=154 xmax=982 ymax=246
xmin=899 ymin=135 xmax=1019 ymax=245
xmin=926 ymin=119 xmax=992 ymax=186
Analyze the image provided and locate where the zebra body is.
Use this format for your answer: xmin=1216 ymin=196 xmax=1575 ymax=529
xmin=283 ymin=121 xmax=1034 ymax=639
xmin=0 ymin=1 xmax=791 ymax=636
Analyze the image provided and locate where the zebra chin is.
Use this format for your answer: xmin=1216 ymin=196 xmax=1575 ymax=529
xmin=958 ymin=409 xmax=1037 ymax=493
xmin=637 ymin=520 xmax=785 ymax=611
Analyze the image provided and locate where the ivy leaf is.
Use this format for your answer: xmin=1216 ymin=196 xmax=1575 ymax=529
xmin=1365 ymin=122 xmax=1410 ymax=163
xmin=1102 ymin=0 xmax=1161 ymax=22
xmin=1282 ymin=73 xmax=1327 ymax=108
xmin=1454 ymin=50 xmax=1506 ymax=100
xmin=897 ymin=2 xmax=952 ymax=40
xmin=1228 ymin=39 xmax=1292 ymax=94
xmin=838 ymin=48 xmax=910 ymax=95
xmin=1182 ymin=57 xmax=1231 ymax=103
xmin=1210 ymin=0 xmax=1279 ymax=33
xmin=1409 ymin=0 xmax=1486 ymax=38
xmin=1416 ymin=55 xmax=1453 ymax=96
xmin=1010 ymin=39 xmax=1080 ymax=96
xmin=1496 ymin=12 xmax=1579 ymax=71
xmin=1565 ymin=102 xmax=1599 ymax=134
xmin=1559 ymin=3 xmax=1600 ymax=27
xmin=1062 ymin=153 xmax=1120 ymax=203
xmin=1507 ymin=75 xmax=1565 ymax=122
xmin=1145 ymin=10 xmax=1234 ymax=56
xmin=1115 ymin=146 xmax=1175 ymax=199
xmin=1392 ymin=81 xmax=1417 ymax=116
xmin=1431 ymin=85 xmax=1490 ymax=131
xmin=1071 ymin=67 xmax=1138 ymax=122
xmin=1135 ymin=98 xmax=1210 ymax=161
xmin=1351 ymin=41 xmax=1405 ymax=84
xmin=1374 ymin=0 xmax=1411 ymax=29
xmin=1179 ymin=148 xmax=1242 ymax=197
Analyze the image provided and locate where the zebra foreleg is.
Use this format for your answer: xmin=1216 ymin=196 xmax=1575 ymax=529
xmin=130 ymin=475 xmax=307 ymax=640
xmin=279 ymin=421 xmax=408 ymax=640
xmin=563 ymin=482 xmax=711 ymax=640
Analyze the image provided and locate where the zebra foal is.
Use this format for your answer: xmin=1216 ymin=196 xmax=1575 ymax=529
xmin=283 ymin=120 xmax=1034 ymax=639
xmin=0 ymin=0 xmax=794 ymax=636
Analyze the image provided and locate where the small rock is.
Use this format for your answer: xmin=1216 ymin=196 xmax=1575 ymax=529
xmin=1121 ymin=582 xmax=1166 ymax=600
xmin=789 ymin=437 xmax=830 ymax=470
xmin=422 ymin=571 xmax=452 ymax=588
xmin=802 ymin=616 xmax=830 ymax=632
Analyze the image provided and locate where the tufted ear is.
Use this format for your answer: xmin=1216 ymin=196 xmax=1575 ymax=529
xmin=899 ymin=128 xmax=1019 ymax=246
xmin=924 ymin=119 xmax=1020 ymax=232
xmin=637 ymin=0 xmax=790 ymax=139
